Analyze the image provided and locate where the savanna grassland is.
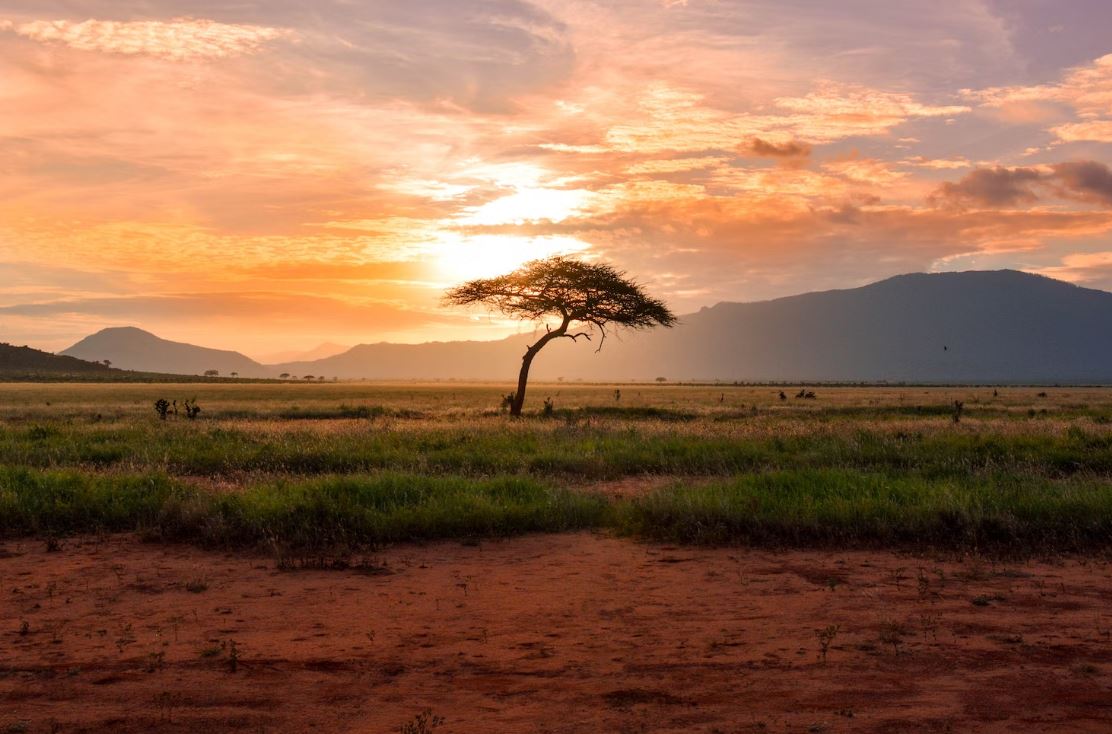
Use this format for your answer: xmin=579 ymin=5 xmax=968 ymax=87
xmin=2 ymin=382 xmax=1112 ymax=733
xmin=2 ymin=381 xmax=1111 ymax=553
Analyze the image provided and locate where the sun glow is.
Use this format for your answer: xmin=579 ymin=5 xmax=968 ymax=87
xmin=432 ymin=234 xmax=590 ymax=282
xmin=460 ymin=187 xmax=593 ymax=226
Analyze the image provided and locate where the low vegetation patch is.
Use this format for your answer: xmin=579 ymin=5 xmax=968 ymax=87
xmin=2 ymin=384 xmax=1111 ymax=554
xmin=0 ymin=467 xmax=606 ymax=549
xmin=1 ymin=465 xmax=1110 ymax=554
xmin=616 ymin=469 xmax=1112 ymax=551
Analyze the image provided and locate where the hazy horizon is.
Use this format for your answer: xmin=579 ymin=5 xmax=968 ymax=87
xmin=3 ymin=1 xmax=1112 ymax=354
xmin=35 ymin=268 xmax=1111 ymax=361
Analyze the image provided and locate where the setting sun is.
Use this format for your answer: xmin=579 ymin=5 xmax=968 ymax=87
xmin=431 ymin=234 xmax=590 ymax=282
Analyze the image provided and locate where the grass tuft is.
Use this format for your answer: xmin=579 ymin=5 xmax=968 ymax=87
xmin=615 ymin=469 xmax=1112 ymax=551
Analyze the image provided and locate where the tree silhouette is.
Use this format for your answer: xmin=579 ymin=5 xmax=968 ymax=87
xmin=444 ymin=257 xmax=675 ymax=416
xmin=230 ymin=371 xmax=239 ymax=378
xmin=279 ymin=373 xmax=290 ymax=379
xmin=204 ymin=369 xmax=219 ymax=377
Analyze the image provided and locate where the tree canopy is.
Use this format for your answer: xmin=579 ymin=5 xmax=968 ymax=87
xmin=444 ymin=256 xmax=676 ymax=344
xmin=444 ymin=257 xmax=676 ymax=415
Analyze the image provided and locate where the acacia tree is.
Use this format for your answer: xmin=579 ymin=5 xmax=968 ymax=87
xmin=443 ymin=257 xmax=676 ymax=416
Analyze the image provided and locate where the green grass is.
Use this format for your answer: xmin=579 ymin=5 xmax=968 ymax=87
xmin=616 ymin=470 xmax=1112 ymax=551
xmin=0 ymin=467 xmax=607 ymax=548
xmin=1 ymin=464 xmax=1110 ymax=553
xmin=3 ymin=420 xmax=1111 ymax=481
xmin=1 ymin=383 xmax=1111 ymax=553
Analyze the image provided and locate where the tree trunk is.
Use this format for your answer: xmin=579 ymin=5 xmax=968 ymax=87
xmin=510 ymin=348 xmax=537 ymax=417
xmin=509 ymin=319 xmax=568 ymax=417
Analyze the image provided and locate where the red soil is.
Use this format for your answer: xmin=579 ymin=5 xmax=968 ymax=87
xmin=2 ymin=533 xmax=1111 ymax=733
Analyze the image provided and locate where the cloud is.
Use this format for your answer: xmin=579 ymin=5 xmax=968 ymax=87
xmin=742 ymin=137 xmax=811 ymax=159
xmin=7 ymin=18 xmax=294 ymax=60
xmin=932 ymin=161 xmax=1112 ymax=208
xmin=1051 ymin=161 xmax=1112 ymax=206
xmin=902 ymin=156 xmax=971 ymax=170
xmin=1052 ymin=120 xmax=1112 ymax=143
xmin=773 ymin=82 xmax=969 ymax=136
xmin=599 ymin=82 xmax=972 ymax=156
xmin=932 ymin=166 xmax=1044 ymax=207
xmin=823 ymin=156 xmax=907 ymax=185
xmin=969 ymin=53 xmax=1112 ymax=112
xmin=1031 ymin=251 xmax=1112 ymax=289
xmin=625 ymin=156 xmax=729 ymax=174
xmin=0 ymin=291 xmax=455 ymax=344
xmin=968 ymin=52 xmax=1112 ymax=144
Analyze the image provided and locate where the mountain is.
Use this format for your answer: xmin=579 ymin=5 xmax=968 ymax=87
xmin=253 ymin=342 xmax=350 ymax=365
xmin=0 ymin=342 xmax=116 ymax=378
xmin=59 ymin=271 xmax=1112 ymax=383
xmin=273 ymin=338 xmax=528 ymax=381
xmin=62 ymin=327 xmax=271 ymax=378
xmin=274 ymin=270 xmax=1112 ymax=383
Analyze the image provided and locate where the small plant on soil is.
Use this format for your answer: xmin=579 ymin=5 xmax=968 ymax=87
xmin=399 ymin=709 xmax=444 ymax=734
xmin=878 ymin=620 xmax=907 ymax=656
xmin=226 ymin=639 xmax=239 ymax=673
xmin=891 ymin=567 xmax=908 ymax=589
xmin=970 ymin=593 xmax=1003 ymax=607
xmin=199 ymin=643 xmax=223 ymax=658
xmin=919 ymin=614 xmax=941 ymax=642
xmin=184 ymin=578 xmax=208 ymax=593
xmin=816 ymin=624 xmax=839 ymax=664
xmin=183 ymin=399 xmax=202 ymax=420
xmin=154 ymin=691 xmax=182 ymax=723
xmin=145 ymin=651 xmax=165 ymax=673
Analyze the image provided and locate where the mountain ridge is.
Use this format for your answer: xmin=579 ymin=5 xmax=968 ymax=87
xmin=57 ymin=270 xmax=1112 ymax=383
xmin=62 ymin=326 xmax=270 ymax=377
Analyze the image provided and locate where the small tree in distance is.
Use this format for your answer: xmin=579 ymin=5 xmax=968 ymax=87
xmin=443 ymin=256 xmax=676 ymax=416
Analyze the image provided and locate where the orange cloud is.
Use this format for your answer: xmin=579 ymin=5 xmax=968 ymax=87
xmin=968 ymin=53 xmax=1112 ymax=143
xmin=742 ymin=138 xmax=812 ymax=159
xmin=6 ymin=17 xmax=294 ymax=60
xmin=1052 ymin=120 xmax=1112 ymax=143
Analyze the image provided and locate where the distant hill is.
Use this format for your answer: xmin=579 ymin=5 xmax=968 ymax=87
xmin=59 ymin=271 xmax=1112 ymax=383
xmin=253 ymin=342 xmax=350 ymax=365
xmin=62 ymin=327 xmax=271 ymax=378
xmin=0 ymin=342 xmax=116 ymax=378
xmin=273 ymin=339 xmax=527 ymax=381
xmin=274 ymin=270 xmax=1112 ymax=383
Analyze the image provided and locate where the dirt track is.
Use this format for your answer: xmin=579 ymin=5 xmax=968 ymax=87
xmin=2 ymin=533 xmax=1111 ymax=733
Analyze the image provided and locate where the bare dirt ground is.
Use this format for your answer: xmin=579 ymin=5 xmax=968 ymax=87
xmin=2 ymin=533 xmax=1111 ymax=734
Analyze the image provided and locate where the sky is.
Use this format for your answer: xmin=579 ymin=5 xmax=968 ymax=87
xmin=2 ymin=1 xmax=1112 ymax=358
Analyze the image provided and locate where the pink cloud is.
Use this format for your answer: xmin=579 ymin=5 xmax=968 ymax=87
xmin=6 ymin=17 xmax=295 ymax=60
